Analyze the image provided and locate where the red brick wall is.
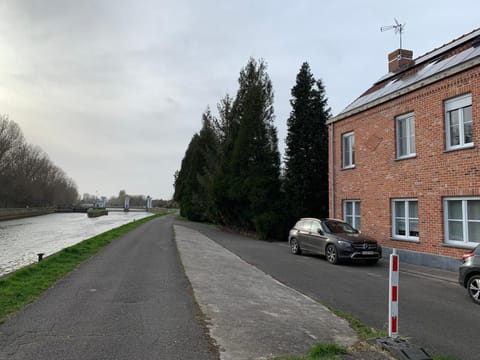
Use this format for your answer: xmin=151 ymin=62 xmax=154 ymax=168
xmin=329 ymin=67 xmax=480 ymax=259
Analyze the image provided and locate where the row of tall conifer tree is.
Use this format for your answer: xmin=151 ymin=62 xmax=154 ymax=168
xmin=174 ymin=58 xmax=330 ymax=240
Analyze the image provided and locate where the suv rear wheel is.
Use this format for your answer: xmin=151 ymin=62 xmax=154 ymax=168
xmin=467 ymin=274 xmax=480 ymax=305
xmin=290 ymin=238 xmax=301 ymax=255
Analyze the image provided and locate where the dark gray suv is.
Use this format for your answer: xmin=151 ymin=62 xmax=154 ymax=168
xmin=459 ymin=245 xmax=480 ymax=305
xmin=288 ymin=218 xmax=382 ymax=264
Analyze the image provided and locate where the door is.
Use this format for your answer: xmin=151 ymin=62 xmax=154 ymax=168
xmin=297 ymin=220 xmax=313 ymax=251
xmin=306 ymin=220 xmax=327 ymax=254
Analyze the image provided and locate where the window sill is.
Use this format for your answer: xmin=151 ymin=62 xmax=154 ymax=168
xmin=444 ymin=144 xmax=475 ymax=153
xmin=390 ymin=237 xmax=420 ymax=243
xmin=341 ymin=165 xmax=356 ymax=170
xmin=395 ymin=154 xmax=416 ymax=161
xmin=442 ymin=242 xmax=478 ymax=250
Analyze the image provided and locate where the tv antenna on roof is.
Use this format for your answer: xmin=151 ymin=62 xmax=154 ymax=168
xmin=381 ymin=18 xmax=406 ymax=49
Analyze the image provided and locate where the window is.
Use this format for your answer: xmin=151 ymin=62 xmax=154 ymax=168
xmin=396 ymin=112 xmax=415 ymax=158
xmin=311 ymin=221 xmax=321 ymax=234
xmin=342 ymin=132 xmax=355 ymax=168
xmin=392 ymin=199 xmax=419 ymax=240
xmin=344 ymin=200 xmax=361 ymax=230
xmin=296 ymin=220 xmax=311 ymax=232
xmin=444 ymin=198 xmax=480 ymax=245
xmin=445 ymin=94 xmax=473 ymax=150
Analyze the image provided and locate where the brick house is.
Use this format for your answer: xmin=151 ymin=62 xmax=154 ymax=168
xmin=327 ymin=29 xmax=480 ymax=270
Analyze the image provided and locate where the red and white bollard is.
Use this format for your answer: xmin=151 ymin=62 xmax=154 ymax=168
xmin=389 ymin=249 xmax=399 ymax=338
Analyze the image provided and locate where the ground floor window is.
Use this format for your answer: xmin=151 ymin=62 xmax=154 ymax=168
xmin=344 ymin=200 xmax=361 ymax=230
xmin=392 ymin=199 xmax=419 ymax=240
xmin=444 ymin=197 xmax=480 ymax=245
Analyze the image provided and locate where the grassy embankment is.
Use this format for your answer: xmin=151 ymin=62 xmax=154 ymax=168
xmin=0 ymin=208 xmax=56 ymax=221
xmin=0 ymin=212 xmax=170 ymax=324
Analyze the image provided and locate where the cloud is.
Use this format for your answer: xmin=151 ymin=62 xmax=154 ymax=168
xmin=0 ymin=0 xmax=479 ymax=199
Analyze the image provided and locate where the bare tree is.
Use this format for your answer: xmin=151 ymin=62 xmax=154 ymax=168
xmin=0 ymin=115 xmax=79 ymax=207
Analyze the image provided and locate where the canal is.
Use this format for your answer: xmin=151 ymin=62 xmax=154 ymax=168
xmin=0 ymin=210 xmax=152 ymax=276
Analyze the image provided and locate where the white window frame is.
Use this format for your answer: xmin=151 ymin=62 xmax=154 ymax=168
xmin=396 ymin=112 xmax=416 ymax=159
xmin=444 ymin=197 xmax=480 ymax=246
xmin=391 ymin=199 xmax=419 ymax=241
xmin=342 ymin=131 xmax=355 ymax=169
xmin=445 ymin=93 xmax=473 ymax=151
xmin=344 ymin=200 xmax=361 ymax=230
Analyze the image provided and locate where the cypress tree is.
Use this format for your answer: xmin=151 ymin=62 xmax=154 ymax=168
xmin=173 ymin=133 xmax=201 ymax=219
xmin=196 ymin=109 xmax=221 ymax=220
xmin=174 ymin=110 xmax=220 ymax=221
xmin=284 ymin=62 xmax=331 ymax=223
xmin=215 ymin=58 xmax=282 ymax=238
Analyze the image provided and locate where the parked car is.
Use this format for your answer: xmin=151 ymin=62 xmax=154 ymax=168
xmin=459 ymin=245 xmax=480 ymax=305
xmin=288 ymin=218 xmax=382 ymax=264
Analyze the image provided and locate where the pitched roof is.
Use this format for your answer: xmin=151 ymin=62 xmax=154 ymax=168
xmin=328 ymin=28 xmax=480 ymax=124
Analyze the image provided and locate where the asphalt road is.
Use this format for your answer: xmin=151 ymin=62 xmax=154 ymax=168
xmin=0 ymin=215 xmax=218 ymax=360
xmin=180 ymin=221 xmax=480 ymax=360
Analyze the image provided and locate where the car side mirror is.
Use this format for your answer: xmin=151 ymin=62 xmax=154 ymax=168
xmin=317 ymin=229 xmax=325 ymax=236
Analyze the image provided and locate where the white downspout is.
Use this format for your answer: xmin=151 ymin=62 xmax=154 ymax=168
xmin=329 ymin=123 xmax=336 ymax=218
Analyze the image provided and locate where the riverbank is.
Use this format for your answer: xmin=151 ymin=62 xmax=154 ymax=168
xmin=0 ymin=208 xmax=55 ymax=221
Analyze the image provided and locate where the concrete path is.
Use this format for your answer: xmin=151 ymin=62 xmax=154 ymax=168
xmin=174 ymin=225 xmax=358 ymax=360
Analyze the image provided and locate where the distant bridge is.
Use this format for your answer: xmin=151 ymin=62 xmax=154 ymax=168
xmin=120 ymin=195 xmax=153 ymax=212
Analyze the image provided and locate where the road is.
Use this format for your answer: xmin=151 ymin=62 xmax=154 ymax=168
xmin=0 ymin=215 xmax=218 ymax=360
xmin=181 ymin=221 xmax=480 ymax=360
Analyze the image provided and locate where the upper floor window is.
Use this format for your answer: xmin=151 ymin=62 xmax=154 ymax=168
xmin=444 ymin=197 xmax=480 ymax=246
xmin=396 ymin=112 xmax=415 ymax=159
xmin=342 ymin=132 xmax=355 ymax=168
xmin=445 ymin=93 xmax=473 ymax=151
xmin=344 ymin=200 xmax=361 ymax=230
xmin=392 ymin=199 xmax=419 ymax=241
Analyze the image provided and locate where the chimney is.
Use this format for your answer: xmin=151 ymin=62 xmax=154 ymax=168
xmin=388 ymin=49 xmax=414 ymax=73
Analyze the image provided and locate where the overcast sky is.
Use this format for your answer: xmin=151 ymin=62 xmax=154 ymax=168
xmin=0 ymin=1 xmax=478 ymax=200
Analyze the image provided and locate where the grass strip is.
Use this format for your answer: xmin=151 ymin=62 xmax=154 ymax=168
xmin=270 ymin=308 xmax=388 ymax=359
xmin=327 ymin=308 xmax=455 ymax=359
xmin=272 ymin=343 xmax=348 ymax=360
xmin=326 ymin=306 xmax=387 ymax=340
xmin=0 ymin=213 xmax=164 ymax=323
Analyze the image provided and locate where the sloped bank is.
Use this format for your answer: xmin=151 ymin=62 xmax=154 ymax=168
xmin=0 ymin=208 xmax=55 ymax=221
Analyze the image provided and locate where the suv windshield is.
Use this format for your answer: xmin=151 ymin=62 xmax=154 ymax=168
xmin=323 ymin=220 xmax=358 ymax=234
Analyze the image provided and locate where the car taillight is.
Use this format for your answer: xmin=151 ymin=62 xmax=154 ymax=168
xmin=462 ymin=252 xmax=475 ymax=262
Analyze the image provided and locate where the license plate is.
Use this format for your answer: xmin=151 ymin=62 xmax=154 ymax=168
xmin=362 ymin=251 xmax=374 ymax=255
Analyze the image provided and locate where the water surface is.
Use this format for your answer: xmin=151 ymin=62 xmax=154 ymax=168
xmin=0 ymin=211 xmax=151 ymax=276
